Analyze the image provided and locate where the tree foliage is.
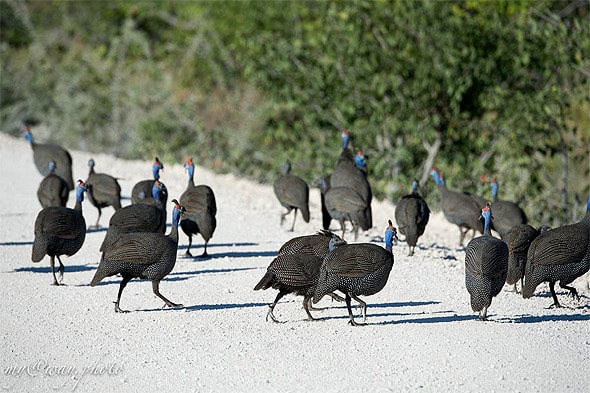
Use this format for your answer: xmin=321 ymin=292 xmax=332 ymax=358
xmin=1 ymin=0 xmax=588 ymax=226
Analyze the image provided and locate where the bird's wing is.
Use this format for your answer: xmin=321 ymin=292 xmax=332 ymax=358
xmin=102 ymin=233 xmax=168 ymax=265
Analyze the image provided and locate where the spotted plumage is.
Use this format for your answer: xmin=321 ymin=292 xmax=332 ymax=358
xmin=32 ymin=180 xmax=87 ymax=285
xmin=273 ymin=160 xmax=310 ymax=231
xmin=505 ymin=224 xmax=542 ymax=293
xmin=85 ymin=158 xmax=122 ymax=228
xmin=37 ymin=160 xmax=70 ymax=208
xmin=90 ymin=200 xmax=185 ymax=313
xmin=430 ymin=168 xmax=485 ymax=247
xmin=23 ymin=127 xmax=74 ymax=190
xmin=313 ymin=221 xmax=397 ymax=325
xmin=522 ymin=198 xmax=590 ymax=308
xmin=131 ymin=157 xmax=168 ymax=206
xmin=179 ymin=158 xmax=217 ymax=257
xmin=255 ymin=231 xmax=346 ymax=322
xmin=100 ymin=181 xmax=167 ymax=252
xmin=395 ymin=179 xmax=430 ymax=256
xmin=464 ymin=203 xmax=508 ymax=320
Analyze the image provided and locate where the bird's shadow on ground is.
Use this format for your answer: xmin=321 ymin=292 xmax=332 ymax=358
xmin=496 ymin=313 xmax=590 ymax=323
xmin=0 ymin=241 xmax=33 ymax=246
xmin=138 ymin=302 xmax=268 ymax=313
xmin=177 ymin=242 xmax=276 ymax=260
xmin=12 ymin=265 xmax=96 ymax=273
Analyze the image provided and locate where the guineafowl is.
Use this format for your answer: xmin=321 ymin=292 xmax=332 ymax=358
xmin=277 ymin=229 xmax=345 ymax=258
xmin=23 ymin=127 xmax=74 ymax=190
xmin=37 ymin=160 xmax=70 ymax=208
xmin=131 ymin=157 xmax=168 ymax=206
xmin=395 ymin=179 xmax=430 ymax=256
xmin=331 ymin=130 xmax=372 ymax=229
xmin=522 ymin=197 xmax=590 ymax=308
xmin=487 ymin=179 xmax=527 ymax=239
xmin=32 ymin=180 xmax=88 ymax=285
xmin=313 ymin=221 xmax=397 ymax=325
xmin=322 ymin=185 xmax=370 ymax=241
xmin=506 ymin=224 xmax=542 ymax=293
xmin=85 ymin=158 xmax=122 ymax=228
xmin=464 ymin=203 xmax=508 ymax=320
xmin=99 ymin=181 xmax=167 ymax=252
xmin=430 ymin=168 xmax=484 ymax=247
xmin=179 ymin=157 xmax=217 ymax=257
xmin=255 ymin=235 xmax=345 ymax=322
xmin=273 ymin=161 xmax=310 ymax=231
xmin=90 ymin=200 xmax=185 ymax=313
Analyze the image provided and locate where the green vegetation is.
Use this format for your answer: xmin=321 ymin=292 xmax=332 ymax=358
xmin=1 ymin=0 xmax=588 ymax=226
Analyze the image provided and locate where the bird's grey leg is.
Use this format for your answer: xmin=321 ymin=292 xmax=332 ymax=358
xmin=350 ymin=294 xmax=367 ymax=322
xmin=184 ymin=234 xmax=193 ymax=257
xmin=199 ymin=241 xmax=209 ymax=258
xmin=114 ymin=275 xmax=133 ymax=313
xmin=290 ymin=209 xmax=298 ymax=232
xmin=302 ymin=295 xmax=318 ymax=321
xmin=458 ymin=227 xmax=466 ymax=248
xmin=94 ymin=208 xmax=102 ymax=228
xmin=50 ymin=256 xmax=61 ymax=286
xmin=548 ymin=282 xmax=562 ymax=308
xmin=408 ymin=246 xmax=414 ymax=257
xmin=266 ymin=292 xmax=285 ymax=323
xmin=280 ymin=207 xmax=292 ymax=226
xmin=57 ymin=256 xmax=65 ymax=285
xmin=479 ymin=307 xmax=488 ymax=321
xmin=153 ymin=281 xmax=183 ymax=309
xmin=346 ymin=294 xmax=364 ymax=326
xmin=328 ymin=292 xmax=345 ymax=302
xmin=559 ymin=282 xmax=579 ymax=301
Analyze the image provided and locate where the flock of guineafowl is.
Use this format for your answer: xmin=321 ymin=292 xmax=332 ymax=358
xmin=24 ymin=127 xmax=589 ymax=324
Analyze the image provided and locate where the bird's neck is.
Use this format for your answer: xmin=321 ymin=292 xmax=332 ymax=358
xmin=168 ymin=224 xmax=179 ymax=244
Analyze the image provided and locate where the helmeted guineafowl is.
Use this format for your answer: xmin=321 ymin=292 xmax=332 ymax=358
xmin=255 ymin=235 xmax=345 ymax=322
xmin=322 ymin=184 xmax=370 ymax=241
xmin=37 ymin=160 xmax=70 ymax=208
xmin=488 ymin=179 xmax=527 ymax=239
xmin=506 ymin=224 xmax=542 ymax=293
xmin=313 ymin=221 xmax=397 ymax=326
xmin=522 ymin=197 xmax=590 ymax=308
xmin=464 ymin=203 xmax=508 ymax=320
xmin=277 ymin=229 xmax=345 ymax=258
xmin=395 ymin=179 xmax=430 ymax=256
xmin=23 ymin=127 xmax=74 ymax=190
xmin=99 ymin=181 xmax=167 ymax=252
xmin=179 ymin=157 xmax=217 ymax=257
xmin=32 ymin=180 xmax=88 ymax=285
xmin=330 ymin=130 xmax=372 ymax=230
xmin=131 ymin=157 xmax=168 ymax=206
xmin=90 ymin=200 xmax=185 ymax=313
xmin=430 ymin=168 xmax=484 ymax=247
xmin=85 ymin=158 xmax=122 ymax=228
xmin=273 ymin=160 xmax=310 ymax=231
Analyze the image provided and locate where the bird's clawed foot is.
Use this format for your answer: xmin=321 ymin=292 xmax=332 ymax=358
xmin=348 ymin=318 xmax=366 ymax=326
xmin=162 ymin=301 xmax=184 ymax=309
xmin=114 ymin=302 xmax=130 ymax=313
xmin=567 ymin=289 xmax=580 ymax=301
xmin=51 ymin=281 xmax=65 ymax=286
xmin=266 ymin=307 xmax=281 ymax=323
xmin=548 ymin=302 xmax=562 ymax=309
